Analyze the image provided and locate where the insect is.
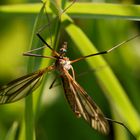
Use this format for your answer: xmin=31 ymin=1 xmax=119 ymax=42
xmin=0 ymin=33 xmax=139 ymax=136
xmin=0 ymin=0 xmax=138 ymax=139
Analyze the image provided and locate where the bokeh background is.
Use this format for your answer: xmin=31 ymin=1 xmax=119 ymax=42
xmin=0 ymin=0 xmax=140 ymax=140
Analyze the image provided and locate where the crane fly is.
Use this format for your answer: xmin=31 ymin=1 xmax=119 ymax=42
xmin=0 ymin=1 xmax=138 ymax=139
xmin=0 ymin=33 xmax=139 ymax=137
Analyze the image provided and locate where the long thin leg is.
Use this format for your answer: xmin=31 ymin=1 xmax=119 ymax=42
xmin=105 ymin=117 xmax=136 ymax=140
xmin=23 ymin=44 xmax=56 ymax=59
xmin=70 ymin=66 xmax=75 ymax=80
xmin=71 ymin=34 xmax=140 ymax=64
xmin=36 ymin=33 xmax=53 ymax=51
xmin=23 ymin=52 xmax=56 ymax=59
xmin=61 ymin=0 xmax=77 ymax=15
xmin=36 ymin=33 xmax=59 ymax=57
xmin=23 ymin=45 xmax=47 ymax=56
xmin=38 ymin=1 xmax=52 ymax=44
xmin=49 ymin=74 xmax=63 ymax=89
xmin=24 ymin=45 xmax=47 ymax=53
xmin=49 ymin=77 xmax=58 ymax=89
xmin=36 ymin=0 xmax=77 ymax=56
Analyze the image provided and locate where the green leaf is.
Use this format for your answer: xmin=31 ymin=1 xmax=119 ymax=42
xmin=1 ymin=3 xmax=140 ymax=20
xmin=23 ymin=2 xmax=48 ymax=140
xmin=4 ymin=122 xmax=18 ymax=140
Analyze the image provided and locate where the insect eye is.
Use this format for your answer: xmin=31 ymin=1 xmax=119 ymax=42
xmin=60 ymin=48 xmax=67 ymax=53
xmin=63 ymin=49 xmax=67 ymax=53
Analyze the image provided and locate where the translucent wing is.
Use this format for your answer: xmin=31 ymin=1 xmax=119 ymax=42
xmin=61 ymin=69 xmax=109 ymax=134
xmin=0 ymin=66 xmax=53 ymax=104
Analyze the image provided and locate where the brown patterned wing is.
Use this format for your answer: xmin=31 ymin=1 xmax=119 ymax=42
xmin=0 ymin=66 xmax=53 ymax=104
xmin=61 ymin=69 xmax=109 ymax=134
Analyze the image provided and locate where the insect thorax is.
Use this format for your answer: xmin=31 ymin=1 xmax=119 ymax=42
xmin=56 ymin=57 xmax=71 ymax=71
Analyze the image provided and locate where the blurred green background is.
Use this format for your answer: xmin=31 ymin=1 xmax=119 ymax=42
xmin=0 ymin=0 xmax=140 ymax=140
